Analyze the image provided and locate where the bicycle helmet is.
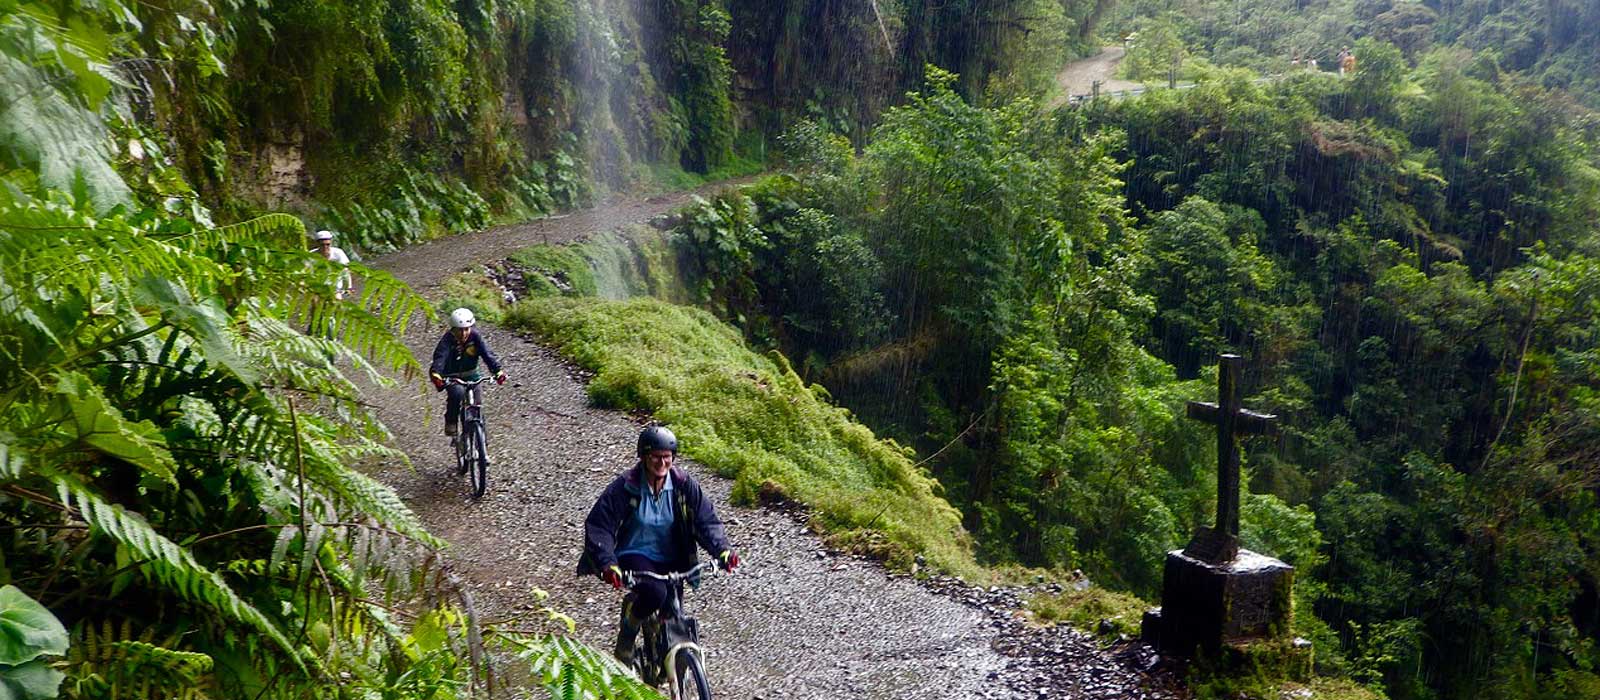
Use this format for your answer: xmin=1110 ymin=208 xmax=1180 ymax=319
xmin=449 ymin=308 xmax=476 ymax=329
xmin=637 ymin=425 xmax=678 ymax=456
xmin=313 ymin=229 xmax=334 ymax=241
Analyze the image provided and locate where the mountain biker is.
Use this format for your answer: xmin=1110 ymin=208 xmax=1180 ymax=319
xmin=428 ymin=308 xmax=507 ymax=436
xmin=310 ymin=229 xmax=352 ymax=300
xmin=578 ymin=425 xmax=739 ymax=664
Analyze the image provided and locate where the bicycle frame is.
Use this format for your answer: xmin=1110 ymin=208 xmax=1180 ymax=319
xmin=625 ymin=563 xmax=717 ymax=696
xmin=447 ymin=377 xmax=489 ymax=428
xmin=446 ymin=376 xmax=491 ymax=499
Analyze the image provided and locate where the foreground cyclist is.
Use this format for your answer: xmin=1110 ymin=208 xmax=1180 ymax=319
xmin=578 ymin=425 xmax=739 ymax=664
xmin=428 ymin=308 xmax=507 ymax=436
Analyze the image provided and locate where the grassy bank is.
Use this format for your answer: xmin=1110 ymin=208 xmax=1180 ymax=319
xmin=503 ymin=295 xmax=982 ymax=579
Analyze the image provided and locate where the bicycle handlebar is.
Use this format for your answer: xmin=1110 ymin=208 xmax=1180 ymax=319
xmin=444 ymin=376 xmax=492 ymax=387
xmin=622 ymin=562 xmax=722 ymax=587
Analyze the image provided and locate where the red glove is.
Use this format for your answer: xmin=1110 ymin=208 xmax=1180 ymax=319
xmin=430 ymin=374 xmax=445 ymax=391
xmin=495 ymin=370 xmax=508 ymax=385
xmin=601 ymin=565 xmax=623 ymax=590
xmin=719 ymin=550 xmax=740 ymax=572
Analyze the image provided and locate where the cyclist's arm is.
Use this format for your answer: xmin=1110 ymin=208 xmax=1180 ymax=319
xmin=683 ymin=476 xmax=731 ymax=559
xmin=428 ymin=334 xmax=451 ymax=378
xmin=582 ymin=478 xmax=629 ymax=572
xmin=474 ymin=332 xmax=503 ymax=375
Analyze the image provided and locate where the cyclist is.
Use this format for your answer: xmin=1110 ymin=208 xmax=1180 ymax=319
xmin=428 ymin=308 xmax=507 ymax=436
xmin=578 ymin=425 xmax=739 ymax=664
xmin=310 ymin=229 xmax=352 ymax=300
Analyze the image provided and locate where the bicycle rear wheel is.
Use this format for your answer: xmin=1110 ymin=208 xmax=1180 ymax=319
xmin=674 ymin=649 xmax=711 ymax=700
xmin=467 ymin=421 xmax=488 ymax=499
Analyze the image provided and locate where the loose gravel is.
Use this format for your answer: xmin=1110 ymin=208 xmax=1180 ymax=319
xmin=366 ymin=186 xmax=1185 ymax=699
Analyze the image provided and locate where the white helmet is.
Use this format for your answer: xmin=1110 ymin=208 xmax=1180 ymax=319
xmin=313 ymin=229 xmax=334 ymax=241
xmin=449 ymin=308 xmax=476 ymax=329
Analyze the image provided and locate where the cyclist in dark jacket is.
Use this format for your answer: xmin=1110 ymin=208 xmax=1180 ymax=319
xmin=428 ymin=308 xmax=506 ymax=435
xmin=579 ymin=425 xmax=738 ymax=663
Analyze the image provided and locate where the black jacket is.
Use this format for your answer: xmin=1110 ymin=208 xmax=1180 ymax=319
xmin=578 ymin=464 xmax=730 ymax=576
xmin=429 ymin=330 xmax=501 ymax=379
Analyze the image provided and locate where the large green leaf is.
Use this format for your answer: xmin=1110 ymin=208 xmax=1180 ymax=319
xmin=0 ymin=585 xmax=68 ymax=666
xmin=0 ymin=660 xmax=65 ymax=700
xmin=53 ymin=372 xmax=177 ymax=483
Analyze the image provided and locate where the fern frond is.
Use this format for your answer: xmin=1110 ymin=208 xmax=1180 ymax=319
xmin=44 ymin=469 xmax=309 ymax=672
xmin=161 ymin=213 xmax=306 ymax=251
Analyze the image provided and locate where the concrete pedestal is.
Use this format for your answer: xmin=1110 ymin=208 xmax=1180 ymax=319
xmin=1141 ymin=548 xmax=1294 ymax=657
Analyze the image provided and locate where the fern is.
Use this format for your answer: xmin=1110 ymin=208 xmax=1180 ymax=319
xmin=501 ymin=633 xmax=664 ymax=700
xmin=43 ymin=469 xmax=307 ymax=671
xmin=62 ymin=621 xmax=215 ymax=700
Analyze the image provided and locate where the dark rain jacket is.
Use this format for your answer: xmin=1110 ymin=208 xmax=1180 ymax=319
xmin=429 ymin=330 xmax=502 ymax=379
xmin=577 ymin=464 xmax=730 ymax=576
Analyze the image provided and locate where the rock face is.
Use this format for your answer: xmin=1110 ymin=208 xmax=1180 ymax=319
xmin=1141 ymin=549 xmax=1294 ymax=656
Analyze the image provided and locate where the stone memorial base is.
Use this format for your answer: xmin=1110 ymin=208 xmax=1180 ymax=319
xmin=1141 ymin=548 xmax=1295 ymax=657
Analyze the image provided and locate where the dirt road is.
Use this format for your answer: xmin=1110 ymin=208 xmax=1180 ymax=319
xmin=366 ymin=186 xmax=1179 ymax=699
xmin=1050 ymin=46 xmax=1146 ymax=108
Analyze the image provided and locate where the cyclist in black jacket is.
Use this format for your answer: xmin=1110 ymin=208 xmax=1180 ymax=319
xmin=578 ymin=425 xmax=739 ymax=664
xmin=428 ymin=308 xmax=506 ymax=435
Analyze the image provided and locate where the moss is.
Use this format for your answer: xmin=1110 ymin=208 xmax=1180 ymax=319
xmin=437 ymin=270 xmax=507 ymax=323
xmin=503 ymin=295 xmax=983 ymax=579
xmin=1025 ymin=585 xmax=1152 ymax=641
xmin=508 ymin=245 xmax=598 ymax=297
xmin=1188 ymin=637 xmax=1326 ymax=699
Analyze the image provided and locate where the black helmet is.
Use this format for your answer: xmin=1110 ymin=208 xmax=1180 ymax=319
xmin=637 ymin=425 xmax=678 ymax=456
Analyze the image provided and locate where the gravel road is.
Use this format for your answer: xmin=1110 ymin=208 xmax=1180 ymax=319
xmin=366 ymin=186 xmax=1183 ymax=699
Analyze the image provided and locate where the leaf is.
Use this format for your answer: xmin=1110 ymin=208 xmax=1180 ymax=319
xmin=0 ymin=659 xmax=65 ymax=700
xmin=0 ymin=585 xmax=68 ymax=666
xmin=46 ymin=473 xmax=306 ymax=671
xmin=52 ymin=372 xmax=177 ymax=483
xmin=132 ymin=276 xmax=257 ymax=385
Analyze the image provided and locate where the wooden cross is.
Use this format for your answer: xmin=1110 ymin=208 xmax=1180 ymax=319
xmin=1183 ymin=354 xmax=1278 ymax=563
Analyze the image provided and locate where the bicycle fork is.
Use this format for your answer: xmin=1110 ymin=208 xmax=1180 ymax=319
xmin=662 ymin=642 xmax=707 ymax=697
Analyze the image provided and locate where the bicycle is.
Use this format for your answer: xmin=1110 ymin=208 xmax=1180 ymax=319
xmin=622 ymin=562 xmax=720 ymax=700
xmin=445 ymin=376 xmax=492 ymax=499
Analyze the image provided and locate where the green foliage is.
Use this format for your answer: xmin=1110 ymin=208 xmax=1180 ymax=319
xmin=0 ymin=3 xmax=131 ymax=211
xmin=324 ymin=166 xmax=492 ymax=254
xmin=1025 ymin=583 xmax=1151 ymax=641
xmin=438 ymin=271 xmax=508 ymax=324
xmin=504 ymin=296 xmax=983 ymax=578
xmin=510 ymin=243 xmax=601 ymax=299
xmin=504 ymin=633 xmax=664 ymax=700
xmin=1122 ymin=14 xmax=1188 ymax=81
xmin=0 ymin=586 xmax=68 ymax=700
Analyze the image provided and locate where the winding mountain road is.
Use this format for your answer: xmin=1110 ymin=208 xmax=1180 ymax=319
xmin=365 ymin=186 xmax=1179 ymax=699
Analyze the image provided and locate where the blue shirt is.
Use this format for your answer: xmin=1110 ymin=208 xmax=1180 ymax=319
xmin=617 ymin=477 xmax=675 ymax=563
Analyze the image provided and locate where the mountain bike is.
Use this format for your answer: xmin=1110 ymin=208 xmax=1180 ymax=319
xmin=623 ymin=562 xmax=718 ymax=700
xmin=446 ymin=376 xmax=491 ymax=499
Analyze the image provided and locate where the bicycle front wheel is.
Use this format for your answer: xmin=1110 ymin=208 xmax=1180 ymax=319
xmin=674 ymin=649 xmax=711 ymax=700
xmin=454 ymin=423 xmax=469 ymax=475
xmin=467 ymin=421 xmax=488 ymax=499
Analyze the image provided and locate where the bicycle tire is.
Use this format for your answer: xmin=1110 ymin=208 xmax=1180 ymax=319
xmin=467 ymin=421 xmax=488 ymax=499
xmin=674 ymin=649 xmax=711 ymax=700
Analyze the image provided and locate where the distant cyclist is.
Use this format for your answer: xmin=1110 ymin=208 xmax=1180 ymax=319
xmin=578 ymin=425 xmax=739 ymax=664
xmin=310 ymin=229 xmax=352 ymax=300
xmin=428 ymin=308 xmax=507 ymax=436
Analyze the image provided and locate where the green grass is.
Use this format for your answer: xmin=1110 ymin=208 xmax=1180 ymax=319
xmin=438 ymin=271 xmax=507 ymax=323
xmin=638 ymin=151 xmax=766 ymax=193
xmin=504 ymin=295 xmax=983 ymax=579
xmin=1025 ymin=584 xmax=1151 ymax=640
xmin=508 ymin=245 xmax=598 ymax=298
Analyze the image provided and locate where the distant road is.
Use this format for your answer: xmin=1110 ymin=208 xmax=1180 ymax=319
xmin=1049 ymin=46 xmax=1145 ymax=108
